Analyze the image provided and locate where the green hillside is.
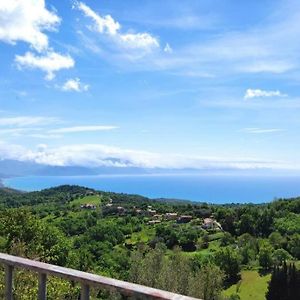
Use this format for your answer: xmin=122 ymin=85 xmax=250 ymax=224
xmin=0 ymin=185 xmax=299 ymax=299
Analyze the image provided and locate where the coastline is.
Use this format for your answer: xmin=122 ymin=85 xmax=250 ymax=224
xmin=4 ymin=174 xmax=300 ymax=204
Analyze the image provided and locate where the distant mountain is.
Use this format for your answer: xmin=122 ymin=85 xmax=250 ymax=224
xmin=0 ymin=159 xmax=184 ymax=178
xmin=0 ymin=159 xmax=44 ymax=177
xmin=0 ymin=159 xmax=101 ymax=177
xmin=1 ymin=159 xmax=284 ymax=179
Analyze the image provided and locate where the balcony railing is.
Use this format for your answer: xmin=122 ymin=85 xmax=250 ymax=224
xmin=0 ymin=252 xmax=200 ymax=300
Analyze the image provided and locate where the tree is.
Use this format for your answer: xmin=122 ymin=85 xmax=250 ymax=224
xmin=1 ymin=209 xmax=41 ymax=256
xmin=178 ymin=227 xmax=198 ymax=251
xmin=266 ymin=263 xmax=300 ymax=300
xmin=237 ymin=233 xmax=258 ymax=265
xmin=238 ymin=213 xmax=255 ymax=235
xmin=269 ymin=232 xmax=284 ymax=249
xmin=287 ymin=233 xmax=300 ymax=259
xmin=198 ymin=232 xmax=209 ymax=249
xmin=0 ymin=209 xmax=70 ymax=265
xmin=188 ymin=263 xmax=224 ymax=300
xmin=258 ymin=243 xmax=273 ymax=270
xmin=256 ymin=209 xmax=274 ymax=237
xmin=129 ymin=245 xmax=224 ymax=299
xmin=155 ymin=224 xmax=179 ymax=249
xmin=220 ymin=232 xmax=235 ymax=246
xmin=272 ymin=249 xmax=292 ymax=266
xmin=215 ymin=208 xmax=236 ymax=235
xmin=38 ymin=223 xmax=71 ymax=266
xmin=275 ymin=213 xmax=300 ymax=235
xmin=214 ymin=247 xmax=241 ymax=284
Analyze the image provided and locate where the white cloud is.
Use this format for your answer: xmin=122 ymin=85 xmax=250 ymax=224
xmin=27 ymin=133 xmax=62 ymax=139
xmin=0 ymin=0 xmax=60 ymax=52
xmin=15 ymin=51 xmax=75 ymax=80
xmin=141 ymin=3 xmax=300 ymax=76
xmin=49 ymin=125 xmax=118 ymax=134
xmin=119 ymin=33 xmax=159 ymax=50
xmin=239 ymin=61 xmax=294 ymax=74
xmin=0 ymin=128 xmax=30 ymax=137
xmin=76 ymin=2 xmax=159 ymax=51
xmin=76 ymin=2 xmax=120 ymax=35
xmin=0 ymin=1 xmax=75 ymax=80
xmin=164 ymin=43 xmax=173 ymax=53
xmin=244 ymin=89 xmax=287 ymax=99
xmin=0 ymin=142 xmax=292 ymax=170
xmin=61 ymin=78 xmax=89 ymax=92
xmin=0 ymin=116 xmax=57 ymax=127
xmin=0 ymin=142 xmax=28 ymax=161
xmin=242 ymin=128 xmax=284 ymax=134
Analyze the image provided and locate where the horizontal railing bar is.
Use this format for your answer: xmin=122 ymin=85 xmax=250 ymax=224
xmin=0 ymin=253 xmax=200 ymax=300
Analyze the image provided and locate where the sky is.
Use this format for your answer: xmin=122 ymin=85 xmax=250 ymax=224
xmin=0 ymin=0 xmax=300 ymax=172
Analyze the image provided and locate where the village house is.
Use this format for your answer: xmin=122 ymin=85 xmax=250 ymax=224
xmin=80 ymin=203 xmax=96 ymax=210
xmin=152 ymin=214 xmax=163 ymax=220
xmin=164 ymin=212 xmax=178 ymax=220
xmin=202 ymin=217 xmax=223 ymax=230
xmin=177 ymin=215 xmax=193 ymax=224
xmin=146 ymin=208 xmax=157 ymax=216
xmin=148 ymin=220 xmax=161 ymax=225
xmin=85 ymin=191 xmax=95 ymax=196
xmin=134 ymin=208 xmax=142 ymax=214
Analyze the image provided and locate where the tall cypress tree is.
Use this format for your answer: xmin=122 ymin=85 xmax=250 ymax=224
xmin=266 ymin=266 xmax=279 ymax=300
xmin=266 ymin=263 xmax=300 ymax=300
xmin=288 ymin=264 xmax=300 ymax=300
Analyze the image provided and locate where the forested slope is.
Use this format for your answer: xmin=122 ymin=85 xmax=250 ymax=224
xmin=0 ymin=185 xmax=299 ymax=299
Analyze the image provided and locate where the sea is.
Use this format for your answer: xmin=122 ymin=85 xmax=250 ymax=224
xmin=4 ymin=174 xmax=300 ymax=204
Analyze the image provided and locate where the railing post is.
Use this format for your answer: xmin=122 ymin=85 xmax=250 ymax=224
xmin=38 ymin=273 xmax=47 ymax=300
xmin=81 ymin=283 xmax=90 ymax=300
xmin=5 ymin=264 xmax=13 ymax=300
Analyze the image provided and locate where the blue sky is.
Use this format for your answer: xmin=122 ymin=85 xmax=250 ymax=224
xmin=0 ymin=0 xmax=300 ymax=172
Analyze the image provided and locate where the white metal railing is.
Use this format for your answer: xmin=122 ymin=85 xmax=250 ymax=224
xmin=0 ymin=252 xmax=200 ymax=300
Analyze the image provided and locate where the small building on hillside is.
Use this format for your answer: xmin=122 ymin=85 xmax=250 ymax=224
xmin=148 ymin=220 xmax=161 ymax=225
xmin=177 ymin=215 xmax=193 ymax=223
xmin=152 ymin=214 xmax=163 ymax=220
xmin=165 ymin=212 xmax=178 ymax=220
xmin=146 ymin=209 xmax=157 ymax=216
xmin=115 ymin=206 xmax=127 ymax=215
xmin=134 ymin=208 xmax=142 ymax=214
xmin=86 ymin=191 xmax=95 ymax=195
xmin=202 ymin=217 xmax=223 ymax=230
xmin=80 ymin=203 xmax=96 ymax=210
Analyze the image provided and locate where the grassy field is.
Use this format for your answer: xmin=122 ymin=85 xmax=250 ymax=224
xmin=223 ymin=270 xmax=271 ymax=300
xmin=126 ymin=227 xmax=155 ymax=244
xmin=208 ymin=231 xmax=224 ymax=241
xmin=70 ymin=195 xmax=101 ymax=206
xmin=182 ymin=236 xmax=221 ymax=258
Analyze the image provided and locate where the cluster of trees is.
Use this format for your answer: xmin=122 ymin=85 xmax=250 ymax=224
xmin=266 ymin=263 xmax=300 ymax=300
xmin=153 ymin=223 xmax=199 ymax=251
xmin=129 ymin=245 xmax=224 ymax=300
xmin=0 ymin=209 xmax=70 ymax=266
